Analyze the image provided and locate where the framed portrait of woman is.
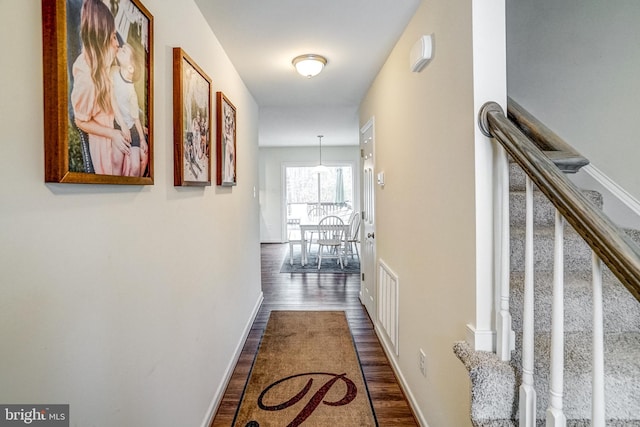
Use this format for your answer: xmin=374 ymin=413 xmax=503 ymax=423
xmin=42 ymin=0 xmax=154 ymax=185
xmin=172 ymin=48 xmax=212 ymax=186
xmin=216 ymin=92 xmax=237 ymax=187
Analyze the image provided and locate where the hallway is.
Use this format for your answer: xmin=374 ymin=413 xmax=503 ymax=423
xmin=211 ymin=243 xmax=418 ymax=426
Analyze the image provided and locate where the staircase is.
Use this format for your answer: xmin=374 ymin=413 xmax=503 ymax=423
xmin=454 ymin=162 xmax=640 ymax=426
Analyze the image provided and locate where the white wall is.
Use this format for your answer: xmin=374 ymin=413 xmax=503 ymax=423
xmin=0 ymin=2 xmax=261 ymax=426
xmin=359 ymin=1 xmax=481 ymax=425
xmin=259 ymin=146 xmax=360 ymax=243
xmin=507 ymin=0 xmax=640 ymax=209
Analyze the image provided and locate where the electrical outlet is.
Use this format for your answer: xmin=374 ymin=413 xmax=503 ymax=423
xmin=419 ymin=349 xmax=426 ymax=377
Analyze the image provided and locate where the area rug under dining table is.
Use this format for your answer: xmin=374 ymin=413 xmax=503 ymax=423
xmin=280 ymin=249 xmax=360 ymax=274
xmin=232 ymin=311 xmax=378 ymax=426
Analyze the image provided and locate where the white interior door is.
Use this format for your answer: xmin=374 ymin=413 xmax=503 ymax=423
xmin=360 ymin=118 xmax=376 ymax=321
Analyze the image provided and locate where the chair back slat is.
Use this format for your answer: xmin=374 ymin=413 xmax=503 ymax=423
xmin=318 ymin=216 xmax=345 ymax=242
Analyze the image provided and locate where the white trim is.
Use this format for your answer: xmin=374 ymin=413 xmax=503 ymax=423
xmin=472 ymin=0 xmax=507 ymax=352
xmin=281 ymin=163 xmax=288 ymax=242
xmin=200 ymin=292 xmax=264 ymax=427
xmin=465 ymin=323 xmax=496 ymax=352
xmin=583 ymin=164 xmax=640 ymax=217
xmin=374 ymin=324 xmax=429 ymax=427
xmin=569 ymin=164 xmax=640 ymax=229
xmin=377 ymin=259 xmax=400 ymax=356
xmin=359 ymin=116 xmax=377 ymax=323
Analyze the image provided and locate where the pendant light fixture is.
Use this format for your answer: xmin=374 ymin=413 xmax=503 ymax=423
xmin=292 ymin=54 xmax=327 ymax=78
xmin=313 ymin=135 xmax=329 ymax=174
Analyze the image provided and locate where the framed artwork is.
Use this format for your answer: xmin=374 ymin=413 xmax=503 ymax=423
xmin=172 ymin=48 xmax=212 ymax=186
xmin=216 ymin=92 xmax=237 ymax=186
xmin=42 ymin=0 xmax=153 ymax=185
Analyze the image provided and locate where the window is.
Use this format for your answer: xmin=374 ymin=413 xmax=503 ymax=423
xmin=284 ymin=165 xmax=354 ymax=222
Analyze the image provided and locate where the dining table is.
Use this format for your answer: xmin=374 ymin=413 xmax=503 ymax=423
xmin=299 ymin=217 xmax=351 ymax=267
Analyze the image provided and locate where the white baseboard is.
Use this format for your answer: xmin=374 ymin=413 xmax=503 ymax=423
xmin=465 ymin=324 xmax=496 ymax=352
xmin=585 ymin=165 xmax=640 ymax=214
xmin=374 ymin=323 xmax=430 ymax=427
xmin=200 ymin=292 xmax=264 ymax=427
xmin=572 ymin=165 xmax=640 ymax=229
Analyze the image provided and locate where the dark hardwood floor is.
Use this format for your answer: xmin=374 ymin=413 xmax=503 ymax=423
xmin=210 ymin=243 xmax=418 ymax=426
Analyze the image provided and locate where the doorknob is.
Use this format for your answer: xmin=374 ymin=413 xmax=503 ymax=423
xmin=367 ymin=232 xmax=375 ymax=239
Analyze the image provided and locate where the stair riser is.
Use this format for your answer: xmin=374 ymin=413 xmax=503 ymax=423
xmin=509 ymin=161 xmax=527 ymax=192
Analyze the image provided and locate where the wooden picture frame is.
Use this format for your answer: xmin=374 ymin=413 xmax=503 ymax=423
xmin=42 ymin=0 xmax=153 ymax=185
xmin=173 ymin=48 xmax=212 ymax=186
xmin=216 ymin=92 xmax=237 ymax=186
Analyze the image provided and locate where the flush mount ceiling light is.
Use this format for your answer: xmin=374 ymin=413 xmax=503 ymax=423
xmin=292 ymin=54 xmax=327 ymax=78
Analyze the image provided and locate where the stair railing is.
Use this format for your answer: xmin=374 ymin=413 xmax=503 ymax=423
xmin=479 ymin=100 xmax=640 ymax=426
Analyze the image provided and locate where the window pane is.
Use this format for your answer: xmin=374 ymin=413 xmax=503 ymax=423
xmin=285 ymin=167 xmax=317 ymax=204
xmin=285 ymin=165 xmax=354 ymax=221
xmin=320 ymin=167 xmax=352 ymax=206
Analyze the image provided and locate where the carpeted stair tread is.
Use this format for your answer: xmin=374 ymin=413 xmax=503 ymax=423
xmin=510 ymin=189 xmax=603 ymax=226
xmin=456 ymin=333 xmax=640 ymax=424
xmin=625 ymin=228 xmax=640 ymax=243
xmin=510 ymin=271 xmax=640 ymax=333
xmin=473 ymin=419 xmax=640 ymax=426
xmin=453 ymin=341 xmax=517 ymax=421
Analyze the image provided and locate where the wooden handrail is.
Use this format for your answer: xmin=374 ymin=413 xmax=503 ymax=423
xmin=479 ymin=101 xmax=640 ymax=302
xmin=507 ymin=97 xmax=589 ymax=173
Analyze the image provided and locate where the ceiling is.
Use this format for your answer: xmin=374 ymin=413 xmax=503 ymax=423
xmin=194 ymin=0 xmax=420 ymax=147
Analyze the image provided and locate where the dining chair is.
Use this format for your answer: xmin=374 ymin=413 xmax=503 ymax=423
xmin=307 ymin=205 xmax=327 ymax=217
xmin=344 ymin=212 xmax=361 ymax=261
xmin=316 ymin=216 xmax=346 ymax=269
xmin=286 ymin=218 xmax=304 ymax=266
xmin=305 ymin=206 xmax=327 ymax=256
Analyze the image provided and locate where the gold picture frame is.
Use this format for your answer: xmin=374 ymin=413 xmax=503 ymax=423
xmin=216 ymin=92 xmax=237 ymax=186
xmin=173 ymin=48 xmax=212 ymax=186
xmin=42 ymin=0 xmax=154 ymax=184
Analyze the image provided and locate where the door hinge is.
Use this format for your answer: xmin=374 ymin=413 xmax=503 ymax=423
xmin=361 ymin=211 xmax=366 ymax=220
xmin=362 ymin=273 xmax=365 ymax=281
xmin=360 ymin=148 xmax=365 ymax=158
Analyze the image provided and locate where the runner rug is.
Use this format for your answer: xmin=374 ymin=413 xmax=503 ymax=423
xmin=232 ymin=311 xmax=378 ymax=426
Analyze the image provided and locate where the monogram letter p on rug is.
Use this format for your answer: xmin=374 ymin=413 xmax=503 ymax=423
xmin=232 ymin=311 xmax=378 ymax=426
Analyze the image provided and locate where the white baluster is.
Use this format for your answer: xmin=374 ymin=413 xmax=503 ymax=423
xmin=546 ymin=210 xmax=566 ymax=426
xmin=592 ymin=253 xmax=605 ymax=426
xmin=520 ymin=176 xmax=536 ymax=427
xmin=496 ymin=145 xmax=512 ymax=361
